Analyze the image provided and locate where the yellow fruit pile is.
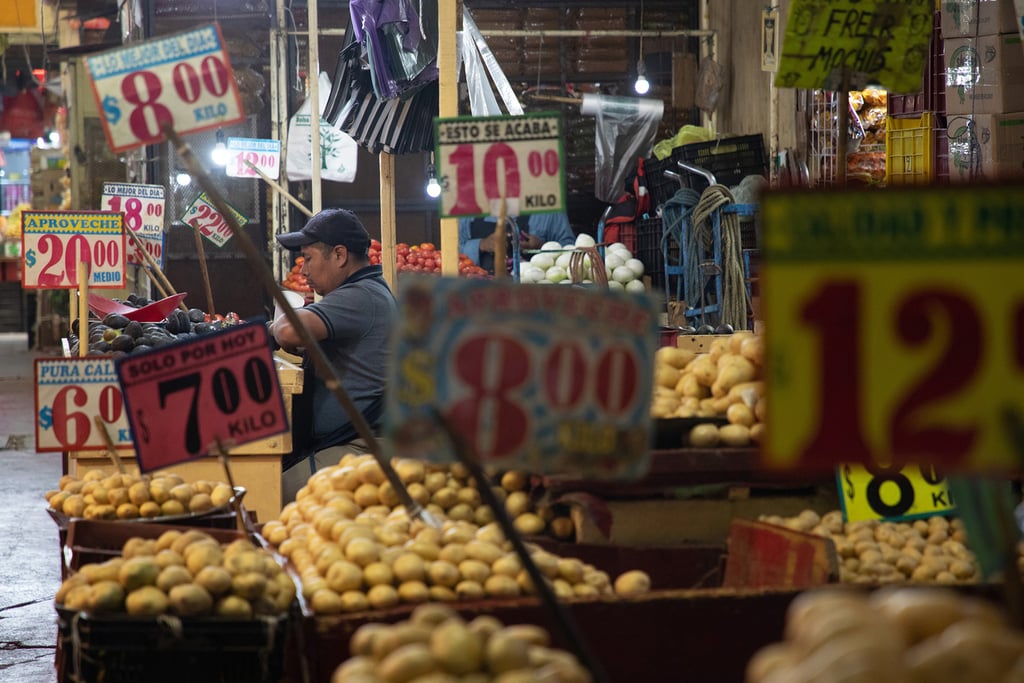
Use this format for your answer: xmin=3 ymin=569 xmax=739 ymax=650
xmin=760 ymin=510 xmax=979 ymax=585
xmin=3 ymin=202 xmax=30 ymax=239
xmin=747 ymin=587 xmax=1021 ymax=682
xmin=260 ymin=454 xmax=651 ymax=615
xmin=333 ymin=603 xmax=592 ymax=683
xmin=651 ymin=333 xmax=766 ymax=447
xmin=47 ymin=469 xmax=235 ymax=521
xmin=55 ymin=530 xmax=295 ymax=618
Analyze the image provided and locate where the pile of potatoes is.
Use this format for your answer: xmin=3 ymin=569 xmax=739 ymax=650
xmin=46 ymin=469 xmax=235 ymax=521
xmin=760 ymin=510 xmax=979 ymax=585
xmin=55 ymin=529 xmax=295 ymax=618
xmin=260 ymin=455 xmax=651 ymax=615
xmin=651 ymin=332 xmax=766 ymax=448
xmin=747 ymin=587 xmax=1024 ymax=683
xmin=333 ymin=603 xmax=591 ymax=683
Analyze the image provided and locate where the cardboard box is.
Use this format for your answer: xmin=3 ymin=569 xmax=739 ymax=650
xmin=941 ymin=0 xmax=1019 ymax=38
xmin=947 ymin=111 xmax=1024 ymax=181
xmin=945 ymin=33 xmax=1024 ymax=115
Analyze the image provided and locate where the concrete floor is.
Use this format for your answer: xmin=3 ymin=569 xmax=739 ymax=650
xmin=0 ymin=333 xmax=63 ymax=682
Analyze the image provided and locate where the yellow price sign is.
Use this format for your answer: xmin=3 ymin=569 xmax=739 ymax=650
xmin=761 ymin=184 xmax=1024 ymax=472
xmin=838 ymin=463 xmax=954 ymax=522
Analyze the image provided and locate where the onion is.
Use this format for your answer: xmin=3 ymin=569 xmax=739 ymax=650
xmin=523 ymin=266 xmax=546 ymax=284
xmin=545 ymin=265 xmax=568 ymax=284
xmin=540 ymin=241 xmax=563 ymax=252
xmin=536 ymin=279 xmax=554 ymax=285
xmin=625 ymin=279 xmax=647 ymax=293
xmin=607 ymin=280 xmax=625 ymax=291
xmin=612 ymin=265 xmax=636 ymax=284
xmin=608 ymin=242 xmax=628 ymax=253
xmin=555 ymin=252 xmax=572 ymax=270
xmin=604 ymin=252 xmax=625 ymax=271
xmin=625 ymin=258 xmax=645 ymax=278
xmin=530 ymin=253 xmax=555 ymax=270
xmin=575 ymin=233 xmax=596 ymax=248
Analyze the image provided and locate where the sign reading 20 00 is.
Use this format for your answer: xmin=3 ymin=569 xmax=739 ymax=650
xmin=85 ymin=24 xmax=245 ymax=153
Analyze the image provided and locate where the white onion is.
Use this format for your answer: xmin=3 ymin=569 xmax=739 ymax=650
xmin=555 ymin=252 xmax=572 ymax=270
xmin=558 ymin=278 xmax=573 ymax=285
xmin=607 ymin=280 xmax=625 ymax=291
xmin=604 ymin=252 xmax=625 ymax=271
xmin=625 ymin=279 xmax=647 ymax=293
xmin=546 ymin=265 xmax=568 ymax=283
xmin=608 ymin=242 xmax=628 ymax=253
xmin=610 ymin=244 xmax=632 ymax=259
xmin=575 ymin=233 xmax=596 ymax=248
xmin=523 ymin=266 xmax=546 ymax=284
xmin=530 ymin=253 xmax=555 ymax=270
xmin=625 ymin=258 xmax=645 ymax=278
xmin=541 ymin=241 xmax=563 ymax=252
xmin=536 ymin=279 xmax=554 ymax=285
xmin=612 ymin=265 xmax=635 ymax=284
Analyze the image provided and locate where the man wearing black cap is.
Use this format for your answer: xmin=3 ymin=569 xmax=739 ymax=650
xmin=270 ymin=208 xmax=396 ymax=501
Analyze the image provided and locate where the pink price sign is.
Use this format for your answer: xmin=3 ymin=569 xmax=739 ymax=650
xmin=101 ymin=182 xmax=166 ymax=268
xmin=115 ymin=321 xmax=287 ymax=472
xmin=21 ymin=211 xmax=126 ymax=290
xmin=34 ymin=358 xmax=133 ymax=453
xmin=85 ymin=24 xmax=245 ymax=153
xmin=434 ymin=113 xmax=567 ymax=218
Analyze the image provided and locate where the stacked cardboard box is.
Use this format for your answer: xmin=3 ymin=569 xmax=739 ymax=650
xmin=941 ymin=0 xmax=1024 ymax=181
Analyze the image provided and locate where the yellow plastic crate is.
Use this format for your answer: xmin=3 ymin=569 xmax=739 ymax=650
xmin=886 ymin=113 xmax=935 ymax=185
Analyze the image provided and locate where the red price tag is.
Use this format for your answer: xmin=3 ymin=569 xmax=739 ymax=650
xmin=182 ymin=191 xmax=248 ymax=247
xmin=34 ymin=358 xmax=133 ymax=452
xmin=386 ymin=278 xmax=658 ymax=478
xmin=435 ymin=113 xmax=566 ymax=218
xmin=101 ymin=183 xmax=165 ymax=268
xmin=85 ymin=24 xmax=245 ymax=153
xmin=21 ymin=211 xmax=126 ymax=289
xmin=761 ymin=183 xmax=1024 ymax=471
xmin=115 ymin=322 xmax=287 ymax=472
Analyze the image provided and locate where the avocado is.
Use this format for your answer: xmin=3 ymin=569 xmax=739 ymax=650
xmin=110 ymin=334 xmax=135 ymax=352
xmin=103 ymin=314 xmax=132 ymax=329
xmin=187 ymin=308 xmax=206 ymax=323
xmin=132 ymin=344 xmax=154 ymax=354
xmin=124 ymin=321 xmax=144 ymax=339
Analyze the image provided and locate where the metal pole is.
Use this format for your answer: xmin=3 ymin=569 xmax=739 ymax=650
xmin=308 ymin=0 xmax=322 ymax=215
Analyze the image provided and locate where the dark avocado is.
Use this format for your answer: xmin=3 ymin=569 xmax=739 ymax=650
xmin=124 ymin=320 xmax=144 ymax=339
xmin=110 ymin=334 xmax=135 ymax=352
xmin=103 ymin=314 xmax=132 ymax=328
xmin=187 ymin=308 xmax=207 ymax=323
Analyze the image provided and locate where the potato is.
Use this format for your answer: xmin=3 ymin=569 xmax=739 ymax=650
xmin=613 ymin=570 xmax=651 ymax=596
xmin=727 ymin=402 xmax=756 ymax=427
xmin=688 ymin=424 xmax=721 ymax=448
xmin=719 ymin=424 xmax=751 ymax=447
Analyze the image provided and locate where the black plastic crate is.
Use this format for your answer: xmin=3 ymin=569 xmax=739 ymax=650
xmin=643 ymin=155 xmax=689 ymax=211
xmin=672 ymin=134 xmax=768 ymax=190
xmin=636 ymin=217 xmax=665 ymax=289
xmin=57 ymin=608 xmax=289 ymax=683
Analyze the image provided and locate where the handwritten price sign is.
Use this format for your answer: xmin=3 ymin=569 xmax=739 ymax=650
xmin=226 ymin=137 xmax=281 ymax=179
xmin=116 ymin=321 xmax=287 ymax=472
xmin=21 ymin=211 xmax=126 ymax=289
xmin=34 ymin=358 xmax=133 ymax=452
xmin=838 ymin=463 xmax=954 ymax=523
xmin=85 ymin=24 xmax=245 ymax=153
xmin=101 ymin=182 xmax=165 ymax=268
xmin=761 ymin=183 xmax=1024 ymax=472
xmin=182 ymin=191 xmax=248 ymax=247
xmin=435 ymin=113 xmax=566 ymax=218
xmin=386 ymin=278 xmax=658 ymax=478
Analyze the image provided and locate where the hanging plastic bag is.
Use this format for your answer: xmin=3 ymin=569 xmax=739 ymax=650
xmin=286 ymin=72 xmax=358 ymax=183
xmin=695 ymin=58 xmax=726 ymax=114
xmin=461 ymin=9 xmax=523 ymax=116
xmin=581 ymin=94 xmax=663 ymax=204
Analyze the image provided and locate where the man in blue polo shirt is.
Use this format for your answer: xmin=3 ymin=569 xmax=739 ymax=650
xmin=270 ymin=208 xmax=396 ymax=501
xmin=458 ymin=212 xmax=574 ymax=275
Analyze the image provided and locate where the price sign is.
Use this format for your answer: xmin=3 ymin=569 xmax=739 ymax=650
xmin=774 ymin=0 xmax=934 ymax=92
xmin=101 ymin=182 xmax=165 ymax=268
xmin=385 ymin=277 xmax=659 ymax=478
xmin=85 ymin=24 xmax=245 ymax=153
xmin=226 ymin=137 xmax=281 ymax=179
xmin=434 ymin=113 xmax=566 ymax=218
xmin=115 ymin=321 xmax=287 ymax=472
xmin=21 ymin=211 xmax=126 ymax=289
xmin=838 ymin=463 xmax=954 ymax=523
xmin=34 ymin=358 xmax=133 ymax=452
xmin=181 ymin=191 xmax=248 ymax=247
xmin=761 ymin=183 xmax=1024 ymax=472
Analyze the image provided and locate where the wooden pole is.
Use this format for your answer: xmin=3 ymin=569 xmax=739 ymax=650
xmin=379 ymin=152 xmax=397 ymax=290
xmin=308 ymin=0 xmax=322 ymax=215
xmin=77 ymin=261 xmax=88 ymax=357
xmin=244 ymin=160 xmax=313 ymax=218
xmin=94 ymin=416 xmax=126 ymax=474
xmin=493 ymin=199 xmax=507 ymax=279
xmin=438 ymin=0 xmax=459 ymax=276
xmin=191 ymin=222 xmax=217 ymax=316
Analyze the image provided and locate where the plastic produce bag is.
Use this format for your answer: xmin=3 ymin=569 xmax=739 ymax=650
xmin=695 ymin=57 xmax=726 ymax=114
xmin=652 ymin=124 xmax=716 ymax=160
xmin=581 ymin=94 xmax=663 ymax=203
xmin=461 ymin=9 xmax=523 ymax=116
xmin=287 ymin=72 xmax=358 ymax=183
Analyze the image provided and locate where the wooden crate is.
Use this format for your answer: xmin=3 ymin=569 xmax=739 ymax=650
xmin=69 ymin=357 xmax=302 ymax=524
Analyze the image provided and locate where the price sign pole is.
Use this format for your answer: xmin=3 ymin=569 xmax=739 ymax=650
xmin=190 ymin=220 xmax=217 ymax=315
xmin=214 ymin=437 xmax=258 ymax=538
xmin=124 ymin=225 xmax=187 ymax=313
xmin=163 ymin=125 xmax=436 ymax=527
xmin=243 ymin=160 xmax=312 ymax=219
xmin=492 ymin=198 xmax=507 ymax=280
xmin=93 ymin=415 xmax=127 ymax=474
xmin=77 ymin=262 xmax=88 ymax=358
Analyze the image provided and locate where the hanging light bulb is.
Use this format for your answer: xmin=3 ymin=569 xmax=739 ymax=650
xmin=175 ymin=171 xmax=192 ymax=186
xmin=211 ymin=130 xmax=229 ymax=166
xmin=634 ymin=61 xmax=650 ymax=95
xmin=425 ymin=163 xmax=441 ymax=198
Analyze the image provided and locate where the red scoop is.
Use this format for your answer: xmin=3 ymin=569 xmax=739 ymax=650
xmin=87 ymin=293 xmax=188 ymax=323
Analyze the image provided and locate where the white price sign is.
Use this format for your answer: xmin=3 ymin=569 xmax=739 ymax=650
xmin=226 ymin=137 xmax=281 ymax=179
xmin=85 ymin=24 xmax=245 ymax=153
xmin=21 ymin=211 xmax=126 ymax=289
xmin=101 ymin=182 xmax=165 ymax=268
xmin=435 ymin=113 xmax=566 ymax=218
xmin=34 ymin=358 xmax=133 ymax=453
xmin=182 ymin=191 xmax=249 ymax=247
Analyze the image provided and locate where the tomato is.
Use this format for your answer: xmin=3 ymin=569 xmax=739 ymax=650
xmin=371 ymin=239 xmax=382 ymax=250
xmin=420 ymin=243 xmax=435 ymax=252
xmin=423 ymin=258 xmax=435 ymax=270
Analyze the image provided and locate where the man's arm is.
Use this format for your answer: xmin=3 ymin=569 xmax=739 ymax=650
xmin=458 ymin=218 xmax=494 ymax=264
xmin=270 ymin=308 xmax=328 ymax=351
xmin=529 ymin=212 xmax=575 ymax=246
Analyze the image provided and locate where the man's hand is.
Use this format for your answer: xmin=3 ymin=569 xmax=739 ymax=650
xmin=521 ymin=232 xmax=543 ymax=250
xmin=479 ymin=233 xmax=496 ymax=253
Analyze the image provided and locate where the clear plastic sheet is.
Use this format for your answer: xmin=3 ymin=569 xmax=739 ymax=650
xmin=580 ymin=94 xmax=664 ymax=203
